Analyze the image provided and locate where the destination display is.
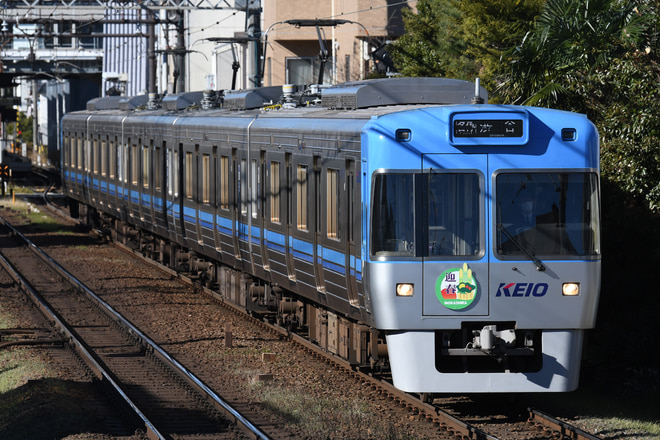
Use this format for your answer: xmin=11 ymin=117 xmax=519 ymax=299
xmin=453 ymin=119 xmax=523 ymax=138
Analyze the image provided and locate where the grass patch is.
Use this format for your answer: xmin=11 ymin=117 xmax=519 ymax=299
xmin=529 ymin=381 xmax=660 ymax=439
xmin=0 ymin=305 xmax=19 ymax=329
xmin=577 ymin=417 xmax=660 ymax=440
xmin=253 ymin=384 xmax=423 ymax=440
xmin=4 ymin=185 xmax=37 ymax=195
xmin=0 ymin=197 xmax=69 ymax=234
xmin=0 ymin=348 xmax=58 ymax=393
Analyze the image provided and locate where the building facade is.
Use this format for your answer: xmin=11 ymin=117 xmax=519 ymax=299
xmin=262 ymin=0 xmax=413 ymax=86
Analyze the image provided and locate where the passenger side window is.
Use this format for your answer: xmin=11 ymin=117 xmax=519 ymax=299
xmin=297 ymin=165 xmax=308 ymax=231
xmin=327 ymin=168 xmax=339 ymax=239
xmin=270 ymin=161 xmax=281 ymax=223
xmin=220 ymin=155 xmax=229 ymax=210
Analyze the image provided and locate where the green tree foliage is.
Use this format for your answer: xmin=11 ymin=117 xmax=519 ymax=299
xmin=595 ymin=54 xmax=660 ymax=213
xmin=389 ymin=0 xmax=543 ymax=95
xmin=389 ymin=0 xmax=458 ymax=78
xmin=16 ymin=112 xmax=33 ymax=147
xmin=499 ymin=0 xmax=651 ymax=107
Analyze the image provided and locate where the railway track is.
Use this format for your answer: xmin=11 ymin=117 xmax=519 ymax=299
xmin=1 ymin=188 xmax=606 ymax=440
xmin=0 ymin=214 xmax=270 ymax=439
xmin=98 ymin=221 xmax=607 ymax=440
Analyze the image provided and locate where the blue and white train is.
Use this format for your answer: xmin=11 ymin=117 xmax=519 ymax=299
xmin=61 ymin=77 xmax=601 ymax=393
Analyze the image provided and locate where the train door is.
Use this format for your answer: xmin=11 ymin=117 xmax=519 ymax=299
xmin=263 ymin=150 xmax=290 ymax=287
xmin=139 ymin=140 xmax=151 ymax=225
xmin=290 ymin=153 xmax=315 ymax=294
xmin=126 ymin=139 xmax=139 ymax=220
xmin=76 ymin=133 xmax=85 ymax=201
xmin=255 ymin=150 xmax=270 ymax=278
xmin=182 ymin=143 xmax=201 ymax=250
xmin=165 ymin=143 xmax=184 ymax=241
xmin=117 ymin=139 xmax=129 ymax=220
xmin=345 ymin=159 xmax=360 ymax=307
xmin=111 ymin=134 xmax=120 ymax=213
xmin=194 ymin=144 xmax=203 ymax=248
xmin=231 ymin=148 xmax=242 ymax=264
xmin=99 ymin=135 xmax=109 ymax=209
xmin=165 ymin=146 xmax=179 ymax=240
xmin=313 ymin=156 xmax=326 ymax=293
xmin=82 ymin=133 xmax=91 ymax=205
xmin=213 ymin=148 xmax=232 ymax=262
xmin=421 ymin=154 xmax=489 ymax=317
xmin=247 ymin=155 xmax=259 ymax=273
xmin=90 ymin=134 xmax=100 ymax=207
xmin=285 ymin=153 xmax=296 ymax=281
xmin=134 ymin=140 xmax=144 ymax=222
xmin=153 ymin=140 xmax=168 ymax=236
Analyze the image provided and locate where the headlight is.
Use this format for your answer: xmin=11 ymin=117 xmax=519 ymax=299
xmin=396 ymin=283 xmax=414 ymax=297
xmin=562 ymin=282 xmax=580 ymax=296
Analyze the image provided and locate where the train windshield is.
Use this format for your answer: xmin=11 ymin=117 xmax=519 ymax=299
xmin=496 ymin=172 xmax=600 ymax=258
xmin=371 ymin=173 xmax=417 ymax=257
xmin=370 ymin=172 xmax=481 ymax=258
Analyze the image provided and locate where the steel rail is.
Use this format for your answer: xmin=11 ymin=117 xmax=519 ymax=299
xmin=529 ymin=408 xmax=604 ymax=440
xmin=0 ymin=216 xmax=166 ymax=440
xmin=0 ymin=215 xmax=271 ymax=440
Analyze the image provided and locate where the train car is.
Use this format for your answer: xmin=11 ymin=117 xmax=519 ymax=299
xmin=61 ymin=77 xmax=601 ymax=393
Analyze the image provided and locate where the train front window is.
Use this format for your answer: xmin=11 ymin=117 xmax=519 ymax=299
xmin=371 ymin=172 xmax=482 ymax=258
xmin=427 ymin=173 xmax=480 ymax=257
xmin=496 ymin=172 xmax=600 ymax=257
xmin=371 ymin=173 xmax=416 ymax=257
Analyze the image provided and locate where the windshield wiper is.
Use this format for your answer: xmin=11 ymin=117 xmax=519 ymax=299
xmin=497 ymin=224 xmax=546 ymax=272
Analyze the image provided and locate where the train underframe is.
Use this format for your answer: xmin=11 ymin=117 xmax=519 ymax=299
xmin=79 ymin=204 xmax=388 ymax=373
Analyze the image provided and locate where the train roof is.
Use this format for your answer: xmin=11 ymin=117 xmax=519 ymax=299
xmin=79 ymin=77 xmax=488 ymax=120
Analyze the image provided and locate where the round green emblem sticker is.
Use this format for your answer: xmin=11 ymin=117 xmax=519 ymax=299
xmin=435 ymin=263 xmax=477 ymax=310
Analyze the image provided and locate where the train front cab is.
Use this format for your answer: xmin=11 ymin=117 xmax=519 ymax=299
xmin=365 ymin=106 xmax=601 ymax=393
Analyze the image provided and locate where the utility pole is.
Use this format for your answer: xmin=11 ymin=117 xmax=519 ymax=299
xmin=147 ymin=13 xmax=157 ymax=94
xmin=32 ymin=79 xmax=37 ymax=156
xmin=245 ymin=0 xmax=262 ymax=88
xmin=175 ymin=12 xmax=185 ymax=93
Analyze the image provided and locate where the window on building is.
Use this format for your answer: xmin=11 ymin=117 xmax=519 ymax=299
xmin=286 ymin=57 xmax=334 ymax=85
xmin=78 ymin=21 xmax=103 ymax=49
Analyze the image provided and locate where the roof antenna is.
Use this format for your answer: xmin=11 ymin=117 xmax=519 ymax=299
xmin=471 ymin=78 xmax=485 ymax=104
